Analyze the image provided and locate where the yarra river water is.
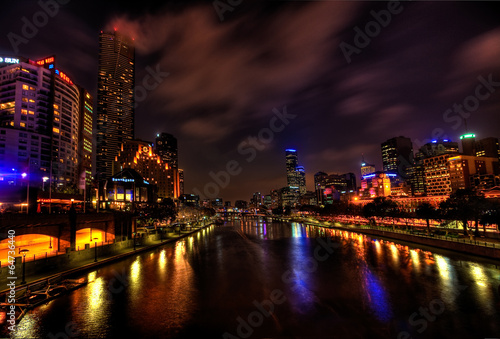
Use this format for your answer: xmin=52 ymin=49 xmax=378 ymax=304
xmin=10 ymin=219 xmax=500 ymax=338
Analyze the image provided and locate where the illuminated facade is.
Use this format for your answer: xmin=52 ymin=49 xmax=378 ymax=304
xmin=178 ymin=168 xmax=184 ymax=195
xmin=0 ymin=56 xmax=91 ymax=204
xmin=155 ymin=132 xmax=178 ymax=169
xmin=381 ymin=136 xmax=413 ymax=177
xmin=114 ymin=139 xmax=179 ymax=199
xmin=96 ymin=30 xmax=135 ymax=180
xmin=360 ymin=161 xmax=376 ymax=177
xmin=78 ymin=88 xmax=93 ymax=189
xmin=102 ymin=168 xmax=153 ymax=210
xmin=423 ymin=154 xmax=453 ymax=196
xmin=359 ymin=172 xmax=392 ymax=198
xmin=285 ymin=148 xmax=305 ymax=202
xmin=411 ymin=139 xmax=459 ymax=196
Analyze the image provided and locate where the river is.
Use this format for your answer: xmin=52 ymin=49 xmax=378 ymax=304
xmin=9 ymin=218 xmax=500 ymax=338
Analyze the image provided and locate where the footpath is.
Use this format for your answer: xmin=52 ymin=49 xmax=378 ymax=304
xmin=303 ymin=219 xmax=500 ymax=260
xmin=1 ymin=223 xmax=213 ymax=295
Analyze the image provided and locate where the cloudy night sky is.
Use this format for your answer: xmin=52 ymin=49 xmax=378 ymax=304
xmin=1 ymin=1 xmax=499 ymax=202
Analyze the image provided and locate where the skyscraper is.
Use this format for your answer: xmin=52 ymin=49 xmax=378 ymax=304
xmin=296 ymin=165 xmax=306 ymax=195
xmin=155 ymin=132 xmax=178 ymax=169
xmin=460 ymin=133 xmax=476 ymax=156
xmin=285 ymin=148 xmax=299 ymax=188
xmin=381 ymin=136 xmax=413 ymax=177
xmin=96 ymin=30 xmax=135 ymax=180
xmin=0 ymin=56 xmax=91 ymax=198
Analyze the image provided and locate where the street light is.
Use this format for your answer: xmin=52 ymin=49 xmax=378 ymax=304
xmin=22 ymin=172 xmax=29 ymax=214
xmin=93 ymin=237 xmax=98 ymax=262
xmin=42 ymin=176 xmax=49 ymax=191
xmin=20 ymin=249 xmax=29 ymax=284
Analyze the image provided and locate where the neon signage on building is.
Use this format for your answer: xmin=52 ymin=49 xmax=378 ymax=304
xmin=0 ymin=57 xmax=19 ymax=64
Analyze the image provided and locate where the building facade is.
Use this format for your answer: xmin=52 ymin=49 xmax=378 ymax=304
xmin=96 ymin=30 xmax=135 ymax=180
xmin=0 ymin=56 xmax=92 ymax=208
xmin=114 ymin=139 xmax=179 ymax=199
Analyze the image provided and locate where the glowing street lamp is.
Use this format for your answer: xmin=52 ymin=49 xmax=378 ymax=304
xmin=20 ymin=249 xmax=29 ymax=284
xmin=21 ymin=172 xmax=29 ymax=214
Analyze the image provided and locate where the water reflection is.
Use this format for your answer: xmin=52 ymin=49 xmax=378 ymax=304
xmin=10 ymin=220 xmax=500 ymax=339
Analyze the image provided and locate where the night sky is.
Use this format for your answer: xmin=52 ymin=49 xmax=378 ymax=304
xmin=1 ymin=1 xmax=499 ymax=202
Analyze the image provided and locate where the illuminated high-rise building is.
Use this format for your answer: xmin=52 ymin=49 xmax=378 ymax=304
xmin=0 ymin=56 xmax=91 ymax=202
xmin=285 ymin=148 xmax=299 ymax=188
xmin=78 ymin=88 xmax=93 ymax=190
xmin=296 ymin=165 xmax=306 ymax=195
xmin=155 ymin=132 xmax=178 ymax=169
xmin=460 ymin=133 xmax=476 ymax=156
xmin=178 ymin=168 xmax=184 ymax=195
xmin=96 ymin=30 xmax=135 ymax=180
xmin=381 ymin=136 xmax=413 ymax=177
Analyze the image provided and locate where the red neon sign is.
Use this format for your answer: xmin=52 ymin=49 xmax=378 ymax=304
xmin=59 ymin=71 xmax=73 ymax=85
xmin=35 ymin=56 xmax=55 ymax=66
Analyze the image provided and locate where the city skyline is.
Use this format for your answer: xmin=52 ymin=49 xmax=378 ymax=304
xmin=1 ymin=1 xmax=499 ymax=202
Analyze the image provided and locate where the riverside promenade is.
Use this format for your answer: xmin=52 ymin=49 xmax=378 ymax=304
xmin=0 ymin=221 xmax=214 ymax=295
xmin=300 ymin=217 xmax=500 ymax=260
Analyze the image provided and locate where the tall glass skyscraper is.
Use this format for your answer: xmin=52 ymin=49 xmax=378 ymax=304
xmin=96 ymin=30 xmax=135 ymax=180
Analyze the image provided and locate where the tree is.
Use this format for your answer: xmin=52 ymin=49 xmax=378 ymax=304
xmin=416 ymin=202 xmax=436 ymax=235
xmin=362 ymin=197 xmax=398 ymax=227
xmin=439 ymin=189 xmax=486 ymax=236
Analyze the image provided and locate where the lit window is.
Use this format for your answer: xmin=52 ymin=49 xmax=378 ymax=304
xmin=53 ymin=127 xmax=60 ymax=134
xmin=22 ymin=84 xmax=29 ymax=90
xmin=21 ymin=109 xmax=27 ymax=115
xmin=20 ymin=122 xmax=26 ymax=127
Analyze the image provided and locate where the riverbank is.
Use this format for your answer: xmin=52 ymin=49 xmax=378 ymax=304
xmin=300 ymin=219 xmax=500 ymax=260
xmin=0 ymin=222 xmax=214 ymax=295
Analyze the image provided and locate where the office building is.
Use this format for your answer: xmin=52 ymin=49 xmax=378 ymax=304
xmin=178 ymin=168 xmax=184 ymax=195
xmin=96 ymin=30 xmax=135 ymax=180
xmin=381 ymin=136 xmax=413 ymax=177
xmin=155 ymin=132 xmax=178 ymax=169
xmin=285 ymin=148 xmax=299 ymax=187
xmin=0 ymin=55 xmax=91 ymax=203
xmin=460 ymin=133 xmax=476 ymax=156
xmin=475 ymin=137 xmax=500 ymax=160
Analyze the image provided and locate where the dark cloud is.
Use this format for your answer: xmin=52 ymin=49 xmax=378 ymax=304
xmin=1 ymin=1 xmax=499 ymax=203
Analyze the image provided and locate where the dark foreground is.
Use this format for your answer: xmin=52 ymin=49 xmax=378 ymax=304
xmin=7 ymin=219 xmax=500 ymax=338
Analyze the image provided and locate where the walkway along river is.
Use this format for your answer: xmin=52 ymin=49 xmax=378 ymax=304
xmin=6 ymin=218 xmax=500 ymax=338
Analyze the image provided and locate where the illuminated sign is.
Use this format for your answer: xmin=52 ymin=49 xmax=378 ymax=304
xmin=35 ymin=56 xmax=55 ymax=66
xmin=0 ymin=57 xmax=19 ymax=64
xmin=286 ymin=149 xmax=296 ymax=152
xmin=386 ymin=173 xmax=397 ymax=177
xmin=58 ymin=70 xmax=73 ymax=85
xmin=112 ymin=178 xmax=134 ymax=182
xmin=142 ymin=146 xmax=149 ymax=153
xmin=460 ymin=133 xmax=475 ymax=140
xmin=362 ymin=174 xmax=376 ymax=179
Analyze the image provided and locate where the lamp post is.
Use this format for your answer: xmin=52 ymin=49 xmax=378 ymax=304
xmin=22 ymin=172 xmax=29 ymax=214
xmin=133 ymin=232 xmax=136 ymax=251
xmin=20 ymin=249 xmax=29 ymax=284
xmin=93 ymin=237 xmax=98 ymax=262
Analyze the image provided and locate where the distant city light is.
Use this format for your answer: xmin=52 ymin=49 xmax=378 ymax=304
xmin=460 ymin=133 xmax=475 ymax=140
xmin=432 ymin=140 xmax=437 ymax=143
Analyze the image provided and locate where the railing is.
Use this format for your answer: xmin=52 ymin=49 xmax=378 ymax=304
xmin=322 ymin=222 xmax=499 ymax=249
